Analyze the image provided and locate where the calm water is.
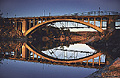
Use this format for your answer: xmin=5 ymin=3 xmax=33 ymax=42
xmin=0 ymin=59 xmax=98 ymax=78
xmin=0 ymin=41 xmax=107 ymax=78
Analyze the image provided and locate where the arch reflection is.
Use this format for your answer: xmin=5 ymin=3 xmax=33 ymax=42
xmin=0 ymin=41 xmax=110 ymax=69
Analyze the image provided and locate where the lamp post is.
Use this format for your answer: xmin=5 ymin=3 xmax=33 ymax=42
xmin=15 ymin=14 xmax=16 ymax=18
xmin=49 ymin=12 xmax=51 ymax=16
xmin=7 ymin=13 xmax=8 ymax=18
xmin=99 ymin=7 xmax=101 ymax=16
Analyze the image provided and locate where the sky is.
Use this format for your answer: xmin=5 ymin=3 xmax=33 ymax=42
xmin=0 ymin=0 xmax=120 ymax=18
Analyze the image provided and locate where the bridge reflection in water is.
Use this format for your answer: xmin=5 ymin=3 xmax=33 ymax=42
xmin=0 ymin=40 xmax=111 ymax=69
xmin=1 ymin=11 xmax=120 ymax=78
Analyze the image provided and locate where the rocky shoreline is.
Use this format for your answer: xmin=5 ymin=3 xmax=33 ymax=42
xmin=85 ymin=58 xmax=120 ymax=78
xmin=85 ymin=29 xmax=120 ymax=78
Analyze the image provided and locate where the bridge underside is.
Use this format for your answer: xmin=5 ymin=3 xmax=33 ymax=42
xmin=24 ymin=19 xmax=104 ymax=36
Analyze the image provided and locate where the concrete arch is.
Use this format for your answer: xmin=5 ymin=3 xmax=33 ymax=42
xmin=25 ymin=19 xmax=104 ymax=36
xmin=25 ymin=43 xmax=103 ymax=63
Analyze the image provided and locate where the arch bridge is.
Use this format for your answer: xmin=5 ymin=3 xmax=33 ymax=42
xmin=4 ymin=14 xmax=120 ymax=36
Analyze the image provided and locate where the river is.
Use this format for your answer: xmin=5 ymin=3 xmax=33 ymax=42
xmin=0 ymin=40 xmax=109 ymax=78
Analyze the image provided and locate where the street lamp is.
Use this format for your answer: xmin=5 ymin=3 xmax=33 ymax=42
xmin=7 ymin=13 xmax=8 ymax=18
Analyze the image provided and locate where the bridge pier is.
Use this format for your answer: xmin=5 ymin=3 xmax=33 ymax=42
xmin=15 ymin=21 xmax=18 ymax=30
xmin=107 ymin=17 xmax=115 ymax=31
xmin=14 ymin=48 xmax=19 ymax=58
xmin=22 ymin=19 xmax=27 ymax=35
xmin=105 ymin=55 xmax=113 ymax=65
xmin=100 ymin=18 xmax=103 ymax=28
xmin=99 ymin=56 xmax=101 ymax=66
xmin=33 ymin=19 xmax=36 ymax=26
xmin=92 ymin=58 xmax=94 ymax=66
xmin=19 ymin=22 xmax=22 ymax=33
xmin=40 ymin=18 xmax=43 ymax=23
xmin=29 ymin=20 xmax=31 ymax=29
xmin=28 ymin=51 xmax=31 ymax=60
xmin=86 ymin=60 xmax=88 ymax=65
xmin=36 ymin=19 xmax=39 ymax=25
xmin=88 ymin=18 xmax=90 ymax=23
xmin=33 ymin=53 xmax=34 ymax=60
xmin=37 ymin=55 xmax=38 ymax=60
xmin=94 ymin=18 xmax=96 ymax=25
xmin=22 ymin=44 xmax=28 ymax=59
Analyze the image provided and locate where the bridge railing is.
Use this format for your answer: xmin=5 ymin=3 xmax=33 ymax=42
xmin=3 ymin=11 xmax=120 ymax=19
xmin=64 ymin=11 xmax=120 ymax=16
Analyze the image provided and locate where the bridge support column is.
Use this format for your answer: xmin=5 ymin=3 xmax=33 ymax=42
xmin=9 ymin=19 xmax=12 ymax=25
xmin=28 ymin=51 xmax=31 ymax=60
xmin=88 ymin=18 xmax=90 ymax=23
xmin=37 ymin=55 xmax=38 ymax=60
xmin=15 ymin=21 xmax=18 ymax=30
xmin=94 ymin=18 xmax=96 ymax=25
xmin=19 ymin=46 xmax=22 ymax=58
xmin=105 ymin=55 xmax=113 ymax=65
xmin=3 ymin=52 xmax=5 ymax=57
xmin=19 ymin=22 xmax=22 ymax=32
xmin=36 ymin=19 xmax=39 ymax=25
xmin=100 ymin=18 xmax=103 ymax=28
xmin=33 ymin=53 xmax=34 ymax=60
xmin=86 ymin=60 xmax=88 ymax=65
xmin=22 ymin=44 xmax=28 ymax=59
xmin=41 ymin=19 xmax=43 ymax=23
xmin=22 ymin=19 xmax=27 ymax=34
xmin=82 ymin=18 xmax=84 ymax=21
xmin=92 ymin=58 xmax=94 ymax=66
xmin=99 ymin=56 xmax=101 ymax=66
xmin=105 ymin=55 xmax=109 ymax=65
xmin=14 ymin=48 xmax=18 ymax=58
xmin=33 ymin=19 xmax=35 ymax=26
xmin=107 ymin=18 xmax=115 ymax=31
xmin=9 ymin=52 xmax=11 ymax=56
xmin=29 ymin=20 xmax=31 ymax=29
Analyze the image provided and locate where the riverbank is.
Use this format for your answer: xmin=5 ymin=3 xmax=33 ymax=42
xmin=86 ymin=29 xmax=120 ymax=45
xmin=85 ymin=29 xmax=120 ymax=77
xmin=86 ymin=29 xmax=120 ymax=58
xmin=85 ymin=57 xmax=120 ymax=78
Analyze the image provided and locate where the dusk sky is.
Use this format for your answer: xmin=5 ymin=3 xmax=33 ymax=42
xmin=0 ymin=0 xmax=120 ymax=18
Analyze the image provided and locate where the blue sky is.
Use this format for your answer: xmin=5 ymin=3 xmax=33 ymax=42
xmin=0 ymin=0 xmax=120 ymax=18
